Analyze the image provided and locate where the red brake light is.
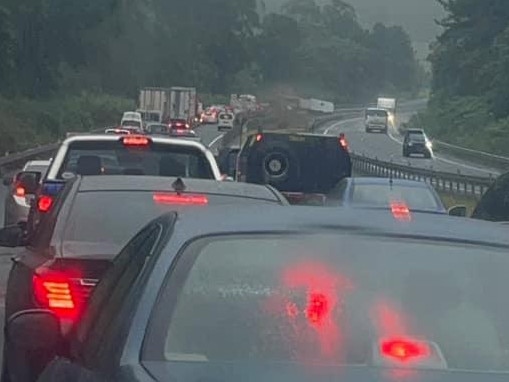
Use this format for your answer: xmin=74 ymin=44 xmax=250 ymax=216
xmin=15 ymin=186 xmax=26 ymax=197
xmin=122 ymin=135 xmax=150 ymax=146
xmin=306 ymin=292 xmax=329 ymax=324
xmin=37 ymin=195 xmax=53 ymax=212
xmin=391 ymin=201 xmax=411 ymax=221
xmin=381 ymin=338 xmax=430 ymax=363
xmin=255 ymin=133 xmax=263 ymax=142
xmin=33 ymin=272 xmax=77 ymax=319
xmin=153 ymin=193 xmax=208 ymax=205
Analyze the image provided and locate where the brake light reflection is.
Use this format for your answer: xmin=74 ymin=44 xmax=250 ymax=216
xmin=380 ymin=338 xmax=430 ymax=363
xmin=281 ymin=261 xmax=354 ymax=360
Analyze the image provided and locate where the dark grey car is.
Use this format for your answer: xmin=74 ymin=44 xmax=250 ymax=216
xmin=4 ymin=206 xmax=509 ymax=382
xmin=403 ymin=129 xmax=433 ymax=158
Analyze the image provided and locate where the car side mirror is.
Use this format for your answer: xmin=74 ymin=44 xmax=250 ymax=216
xmin=448 ymin=205 xmax=467 ymax=217
xmin=3 ymin=175 xmax=12 ymax=186
xmin=5 ymin=309 xmax=63 ymax=382
xmin=15 ymin=171 xmax=41 ymax=195
xmin=0 ymin=222 xmax=27 ymax=247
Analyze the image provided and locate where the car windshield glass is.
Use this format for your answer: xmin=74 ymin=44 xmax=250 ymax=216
xmin=147 ymin=125 xmax=168 ymax=134
xmin=63 ymin=192 xmax=278 ymax=254
xmin=220 ymin=114 xmax=233 ymax=120
xmin=58 ymin=141 xmax=214 ymax=179
xmin=350 ymin=184 xmax=441 ymax=211
xmin=122 ymin=120 xmax=141 ymax=128
xmin=409 ymin=132 xmax=425 ymax=142
xmin=25 ymin=165 xmax=48 ymax=177
xmin=366 ymin=110 xmax=387 ymax=118
xmin=145 ymin=233 xmax=509 ymax=376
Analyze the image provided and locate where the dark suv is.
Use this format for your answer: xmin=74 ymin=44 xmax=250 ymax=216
xmin=235 ymin=131 xmax=352 ymax=203
xmin=403 ymin=129 xmax=433 ymax=158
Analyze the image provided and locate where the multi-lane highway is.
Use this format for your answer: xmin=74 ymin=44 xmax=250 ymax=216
xmin=0 ymin=107 xmax=501 ymax=366
xmin=319 ymin=100 xmax=501 ymax=178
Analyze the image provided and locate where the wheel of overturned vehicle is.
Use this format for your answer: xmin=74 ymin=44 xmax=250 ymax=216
xmin=263 ymin=151 xmax=290 ymax=181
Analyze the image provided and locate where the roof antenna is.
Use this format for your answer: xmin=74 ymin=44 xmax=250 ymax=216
xmin=172 ymin=178 xmax=186 ymax=195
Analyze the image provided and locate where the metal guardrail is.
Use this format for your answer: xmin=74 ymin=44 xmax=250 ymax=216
xmin=351 ymin=153 xmax=494 ymax=197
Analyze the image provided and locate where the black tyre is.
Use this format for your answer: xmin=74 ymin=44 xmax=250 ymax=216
xmin=256 ymin=146 xmax=301 ymax=190
xmin=424 ymin=151 xmax=432 ymax=159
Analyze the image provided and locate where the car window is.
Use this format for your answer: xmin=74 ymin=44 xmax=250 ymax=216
xmin=75 ymin=221 xmax=165 ymax=366
xmin=350 ymin=184 xmax=441 ymax=211
xmin=366 ymin=110 xmax=388 ymax=118
xmin=62 ymin=190 xmax=281 ymax=255
xmin=408 ymin=132 xmax=425 ymax=142
xmin=144 ymin=233 xmax=509 ymax=375
xmin=57 ymin=140 xmax=214 ymax=179
xmin=220 ymin=114 xmax=234 ymax=120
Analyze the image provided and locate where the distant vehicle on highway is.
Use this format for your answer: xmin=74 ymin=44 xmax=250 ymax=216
xmin=104 ymin=128 xmax=130 ymax=135
xmin=365 ymin=108 xmax=389 ymax=133
xmin=168 ymin=118 xmax=190 ymax=130
xmin=236 ymin=131 xmax=352 ymax=204
xmin=217 ymin=112 xmax=235 ymax=131
xmin=403 ymin=128 xmax=433 ymax=158
xmin=2 ymin=160 xmax=50 ymax=226
xmin=120 ymin=111 xmax=143 ymax=132
xmin=0 ymin=176 xmax=289 ymax=380
xmin=145 ymin=123 xmax=170 ymax=136
xmin=10 ymin=206 xmax=509 ymax=381
xmin=471 ymin=172 xmax=509 ymax=223
xmin=325 ymin=177 xmax=465 ymax=216
xmin=201 ymin=108 xmax=219 ymax=124
xmin=169 ymin=129 xmax=202 ymax=143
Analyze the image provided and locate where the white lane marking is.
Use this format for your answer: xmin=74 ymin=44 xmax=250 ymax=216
xmin=208 ymin=133 xmax=225 ymax=148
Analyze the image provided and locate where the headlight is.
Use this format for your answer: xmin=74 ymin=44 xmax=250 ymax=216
xmin=426 ymin=141 xmax=433 ymax=149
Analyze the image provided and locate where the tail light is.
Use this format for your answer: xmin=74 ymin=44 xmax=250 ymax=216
xmin=122 ymin=135 xmax=150 ymax=146
xmin=255 ymin=133 xmax=263 ymax=142
xmin=339 ymin=133 xmax=348 ymax=151
xmin=32 ymin=264 xmax=99 ymax=320
xmin=37 ymin=195 xmax=53 ymax=212
xmin=14 ymin=186 xmax=26 ymax=197
xmin=153 ymin=193 xmax=208 ymax=205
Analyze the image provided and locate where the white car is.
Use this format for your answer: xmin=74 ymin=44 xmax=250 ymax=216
xmin=201 ymin=109 xmax=219 ymax=124
xmin=120 ymin=111 xmax=143 ymax=132
xmin=217 ymin=112 xmax=235 ymax=131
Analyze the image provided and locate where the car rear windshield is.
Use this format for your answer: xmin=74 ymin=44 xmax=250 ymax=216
xmin=122 ymin=120 xmax=141 ymax=128
xmin=57 ymin=140 xmax=214 ymax=179
xmin=26 ymin=165 xmax=49 ymax=177
xmin=408 ymin=132 xmax=425 ymax=142
xmin=350 ymin=184 xmax=441 ymax=211
xmin=144 ymin=233 xmax=509 ymax=377
xmin=366 ymin=110 xmax=388 ymax=118
xmin=147 ymin=125 xmax=168 ymax=134
xmin=62 ymin=191 xmax=278 ymax=254
xmin=220 ymin=114 xmax=233 ymax=120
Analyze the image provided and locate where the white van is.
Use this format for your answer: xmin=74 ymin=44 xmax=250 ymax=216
xmin=120 ymin=111 xmax=143 ymax=131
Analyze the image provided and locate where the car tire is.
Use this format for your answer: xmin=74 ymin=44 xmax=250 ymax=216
xmin=424 ymin=151 xmax=432 ymax=159
xmin=259 ymin=147 xmax=301 ymax=190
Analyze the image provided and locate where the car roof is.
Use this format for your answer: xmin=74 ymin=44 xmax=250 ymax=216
xmin=366 ymin=107 xmax=388 ymax=112
xmin=173 ymin=205 xmax=509 ymax=248
xmin=349 ymin=177 xmax=433 ymax=188
xmin=76 ymin=176 xmax=282 ymax=201
xmin=61 ymin=134 xmax=210 ymax=151
xmin=25 ymin=160 xmax=51 ymax=167
xmin=406 ymin=128 xmax=425 ymax=134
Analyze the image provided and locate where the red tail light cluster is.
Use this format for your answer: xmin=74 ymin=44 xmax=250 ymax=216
xmin=339 ymin=133 xmax=348 ymax=151
xmin=14 ymin=186 xmax=26 ymax=197
xmin=37 ymin=195 xmax=53 ymax=212
xmin=380 ymin=338 xmax=431 ymax=363
xmin=32 ymin=266 xmax=96 ymax=320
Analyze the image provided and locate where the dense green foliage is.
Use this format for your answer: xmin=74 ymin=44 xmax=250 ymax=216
xmin=0 ymin=0 xmax=421 ymax=152
xmin=411 ymin=0 xmax=509 ymax=155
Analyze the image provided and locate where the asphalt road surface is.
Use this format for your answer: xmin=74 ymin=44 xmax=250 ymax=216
xmin=318 ymin=100 xmax=501 ymax=178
